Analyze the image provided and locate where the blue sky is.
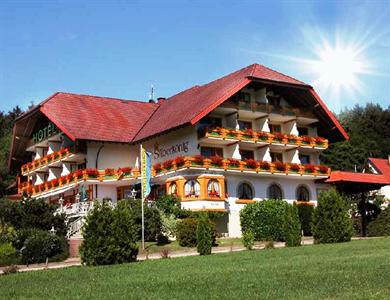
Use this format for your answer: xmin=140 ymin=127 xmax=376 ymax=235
xmin=0 ymin=0 xmax=389 ymax=113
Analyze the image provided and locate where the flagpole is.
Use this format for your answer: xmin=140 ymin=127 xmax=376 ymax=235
xmin=140 ymin=144 xmax=145 ymax=250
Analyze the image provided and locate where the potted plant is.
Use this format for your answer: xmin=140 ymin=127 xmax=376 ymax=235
xmin=304 ymin=164 xmax=316 ymax=174
xmin=210 ymin=127 xmax=223 ymax=137
xmin=175 ymin=156 xmax=185 ymax=168
xmin=244 ymin=159 xmax=258 ymax=170
xmin=227 ymin=158 xmax=240 ymax=168
xmin=192 ymin=155 xmax=205 ymax=166
xmin=210 ymin=156 xmax=224 ymax=167
xmin=104 ymin=168 xmax=116 ymax=178
xmin=75 ymin=169 xmax=84 ymax=179
xmin=242 ymin=129 xmax=254 ymax=140
xmin=86 ymin=168 xmax=99 ymax=179
xmin=301 ymin=136 xmax=313 ymax=145
xmin=274 ymin=161 xmax=287 ymax=172
xmin=259 ymin=161 xmax=271 ymax=171
xmin=226 ymin=129 xmax=238 ymax=139
xmin=287 ymin=134 xmax=298 ymax=144
xmin=314 ymin=137 xmax=326 ymax=147
xmin=119 ymin=167 xmax=132 ymax=176
xmin=163 ymin=159 xmax=174 ymax=171
xmin=257 ymin=131 xmax=269 ymax=142
xmin=272 ymin=132 xmax=285 ymax=143
xmin=317 ymin=165 xmax=329 ymax=174
xmin=289 ymin=163 xmax=300 ymax=173
xmin=153 ymin=163 xmax=163 ymax=173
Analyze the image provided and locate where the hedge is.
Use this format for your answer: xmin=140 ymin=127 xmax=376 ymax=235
xmin=176 ymin=218 xmax=217 ymax=247
xmin=367 ymin=205 xmax=390 ymax=236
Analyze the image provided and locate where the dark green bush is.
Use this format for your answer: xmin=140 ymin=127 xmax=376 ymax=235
xmin=196 ymin=214 xmax=212 ymax=255
xmin=242 ymin=230 xmax=254 ymax=250
xmin=312 ymin=189 xmax=353 ymax=244
xmin=0 ymin=198 xmax=67 ymax=236
xmin=367 ymin=205 xmax=390 ymax=236
xmin=297 ymin=204 xmax=314 ymax=236
xmin=80 ymin=201 xmax=138 ymax=265
xmin=21 ymin=229 xmax=68 ymax=264
xmin=124 ymin=199 xmax=162 ymax=241
xmin=240 ymin=199 xmax=300 ymax=246
xmin=177 ymin=218 xmax=217 ymax=247
xmin=155 ymin=195 xmax=190 ymax=218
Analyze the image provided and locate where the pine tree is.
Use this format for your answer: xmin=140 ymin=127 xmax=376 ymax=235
xmin=312 ymin=189 xmax=353 ymax=243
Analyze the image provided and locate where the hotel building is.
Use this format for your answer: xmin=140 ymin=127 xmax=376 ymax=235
xmin=9 ymin=64 xmax=349 ymax=237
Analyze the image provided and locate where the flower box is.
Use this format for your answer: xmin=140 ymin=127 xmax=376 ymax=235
xmin=289 ymin=163 xmax=300 ymax=173
xmin=272 ymin=132 xmax=285 ymax=144
xmin=104 ymin=168 xmax=116 ymax=178
xmin=259 ymin=161 xmax=271 ymax=171
xmin=163 ymin=159 xmax=174 ymax=170
xmin=208 ymin=191 xmax=220 ymax=198
xmin=274 ymin=161 xmax=287 ymax=172
xmin=317 ymin=165 xmax=329 ymax=174
xmin=52 ymin=178 xmax=60 ymax=187
xmin=86 ymin=169 xmax=99 ymax=178
xmin=244 ymin=159 xmax=258 ymax=170
xmin=210 ymin=156 xmax=224 ymax=167
xmin=242 ymin=129 xmax=255 ymax=140
xmin=153 ymin=163 xmax=163 ymax=173
xmin=175 ymin=156 xmax=185 ymax=168
xmin=192 ymin=155 xmax=205 ymax=166
xmin=226 ymin=129 xmax=239 ymax=139
xmin=209 ymin=127 xmax=223 ymax=137
xmin=287 ymin=135 xmax=299 ymax=144
xmin=257 ymin=131 xmax=269 ymax=142
xmin=314 ymin=137 xmax=326 ymax=147
xmin=119 ymin=167 xmax=132 ymax=176
xmin=300 ymin=136 xmax=313 ymax=145
xmin=304 ymin=164 xmax=316 ymax=174
xmin=75 ymin=169 xmax=84 ymax=179
xmin=227 ymin=158 xmax=240 ymax=168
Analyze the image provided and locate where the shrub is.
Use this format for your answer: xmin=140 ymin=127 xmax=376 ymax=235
xmin=155 ymin=194 xmax=185 ymax=218
xmin=242 ymin=230 xmax=254 ymax=250
xmin=367 ymin=205 xmax=390 ymax=236
xmin=311 ymin=189 xmax=353 ymax=243
xmin=21 ymin=230 xmax=68 ymax=264
xmin=160 ymin=212 xmax=178 ymax=237
xmin=196 ymin=214 xmax=212 ymax=255
xmin=0 ymin=224 xmax=17 ymax=244
xmin=0 ymin=243 xmax=17 ymax=266
xmin=284 ymin=205 xmax=301 ymax=247
xmin=177 ymin=217 xmax=217 ymax=247
xmin=156 ymin=233 xmax=169 ymax=245
xmin=297 ymin=204 xmax=314 ymax=236
xmin=240 ymin=199 xmax=301 ymax=246
xmin=176 ymin=218 xmax=198 ymax=247
xmin=80 ymin=201 xmax=138 ymax=265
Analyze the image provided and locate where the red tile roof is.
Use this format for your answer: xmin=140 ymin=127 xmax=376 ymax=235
xmin=23 ymin=63 xmax=348 ymax=144
xmin=327 ymin=158 xmax=390 ymax=185
xmin=40 ymin=92 xmax=158 ymax=142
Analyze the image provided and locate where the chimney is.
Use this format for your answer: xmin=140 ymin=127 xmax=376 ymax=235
xmin=157 ymin=97 xmax=166 ymax=104
xmin=148 ymin=99 xmax=156 ymax=104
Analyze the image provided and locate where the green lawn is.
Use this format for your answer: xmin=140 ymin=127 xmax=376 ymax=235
xmin=1 ymin=238 xmax=390 ymax=299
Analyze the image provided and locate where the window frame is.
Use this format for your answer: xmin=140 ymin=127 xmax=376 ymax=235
xmin=267 ymin=183 xmax=283 ymax=200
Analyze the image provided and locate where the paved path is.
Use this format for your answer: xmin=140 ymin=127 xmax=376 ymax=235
xmin=2 ymin=237 xmax=375 ymax=275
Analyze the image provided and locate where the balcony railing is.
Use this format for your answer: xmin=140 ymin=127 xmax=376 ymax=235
xmin=153 ymin=156 xmax=330 ymax=177
xmin=221 ymin=101 xmax=316 ymax=119
xmin=199 ymin=127 xmax=328 ymax=149
xmin=21 ymin=148 xmax=74 ymax=175
xmin=19 ymin=167 xmax=136 ymax=196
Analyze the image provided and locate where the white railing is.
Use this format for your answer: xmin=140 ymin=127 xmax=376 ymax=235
xmin=56 ymin=201 xmax=94 ymax=218
xmin=67 ymin=217 xmax=84 ymax=238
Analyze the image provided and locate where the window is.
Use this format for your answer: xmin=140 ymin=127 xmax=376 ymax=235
xmin=269 ymin=124 xmax=281 ymax=133
xmin=184 ymin=180 xmax=200 ymax=197
xmin=240 ymin=149 xmax=254 ymax=160
xmin=299 ymin=154 xmax=311 ymax=165
xmin=297 ymin=127 xmax=308 ymax=136
xmin=207 ymin=179 xmax=220 ymax=198
xmin=268 ymin=183 xmax=283 ymax=200
xmin=199 ymin=117 xmax=222 ymax=130
xmin=270 ymin=152 xmax=283 ymax=162
xmin=238 ymin=120 xmax=252 ymax=130
xmin=168 ymin=182 xmax=178 ymax=195
xmin=232 ymin=92 xmax=251 ymax=104
xmin=237 ymin=182 xmax=253 ymax=200
xmin=296 ymin=185 xmax=310 ymax=201
xmin=200 ymin=147 xmax=223 ymax=158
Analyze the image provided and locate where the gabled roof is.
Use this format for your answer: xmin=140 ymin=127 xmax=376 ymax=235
xmin=368 ymin=158 xmax=390 ymax=182
xmin=13 ymin=63 xmax=348 ymax=146
xmin=40 ymin=92 xmax=158 ymax=143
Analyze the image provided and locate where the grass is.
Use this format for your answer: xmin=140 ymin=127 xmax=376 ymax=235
xmin=1 ymin=238 xmax=390 ymax=299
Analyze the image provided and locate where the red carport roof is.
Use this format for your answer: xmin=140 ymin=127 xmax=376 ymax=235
xmin=326 ymin=171 xmax=390 ymax=185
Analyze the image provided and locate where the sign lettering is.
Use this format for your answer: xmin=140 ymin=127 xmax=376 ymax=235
xmin=32 ymin=122 xmax=59 ymax=144
xmin=154 ymin=141 xmax=189 ymax=159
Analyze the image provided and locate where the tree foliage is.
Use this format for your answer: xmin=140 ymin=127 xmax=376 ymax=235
xmin=367 ymin=205 xmax=390 ymax=237
xmin=196 ymin=213 xmax=212 ymax=255
xmin=321 ymin=104 xmax=390 ymax=171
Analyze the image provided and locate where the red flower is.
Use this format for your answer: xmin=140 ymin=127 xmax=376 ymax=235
xmin=208 ymin=191 xmax=220 ymax=197
xmin=244 ymin=159 xmax=258 ymax=169
xmin=175 ymin=156 xmax=185 ymax=167
xmin=289 ymin=163 xmax=300 ymax=172
xmin=119 ymin=166 xmax=132 ymax=173
xmin=210 ymin=156 xmax=224 ymax=166
xmin=243 ymin=128 xmax=254 ymax=137
xmin=86 ymin=168 xmax=99 ymax=177
xmin=163 ymin=159 xmax=174 ymax=170
xmin=228 ymin=158 xmax=240 ymax=167
xmin=273 ymin=132 xmax=285 ymax=141
xmin=274 ymin=161 xmax=287 ymax=171
xmin=287 ymin=134 xmax=298 ymax=143
xmin=259 ymin=161 xmax=271 ymax=170
xmin=304 ymin=164 xmax=316 ymax=173
xmin=301 ymin=136 xmax=313 ymax=144
xmin=52 ymin=178 xmax=59 ymax=186
xmin=257 ymin=131 xmax=269 ymax=140
xmin=59 ymin=175 xmax=67 ymax=184
xmin=193 ymin=155 xmax=205 ymax=164
xmin=318 ymin=165 xmax=329 ymax=174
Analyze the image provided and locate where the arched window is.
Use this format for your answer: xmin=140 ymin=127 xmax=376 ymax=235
xmin=207 ymin=179 xmax=220 ymax=198
xmin=237 ymin=182 xmax=253 ymax=200
xmin=184 ymin=180 xmax=200 ymax=197
xmin=168 ymin=182 xmax=177 ymax=195
xmin=268 ymin=183 xmax=283 ymax=200
xmin=296 ymin=185 xmax=310 ymax=201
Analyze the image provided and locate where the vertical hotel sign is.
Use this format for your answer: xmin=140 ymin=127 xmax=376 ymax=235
xmin=140 ymin=146 xmax=152 ymax=199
